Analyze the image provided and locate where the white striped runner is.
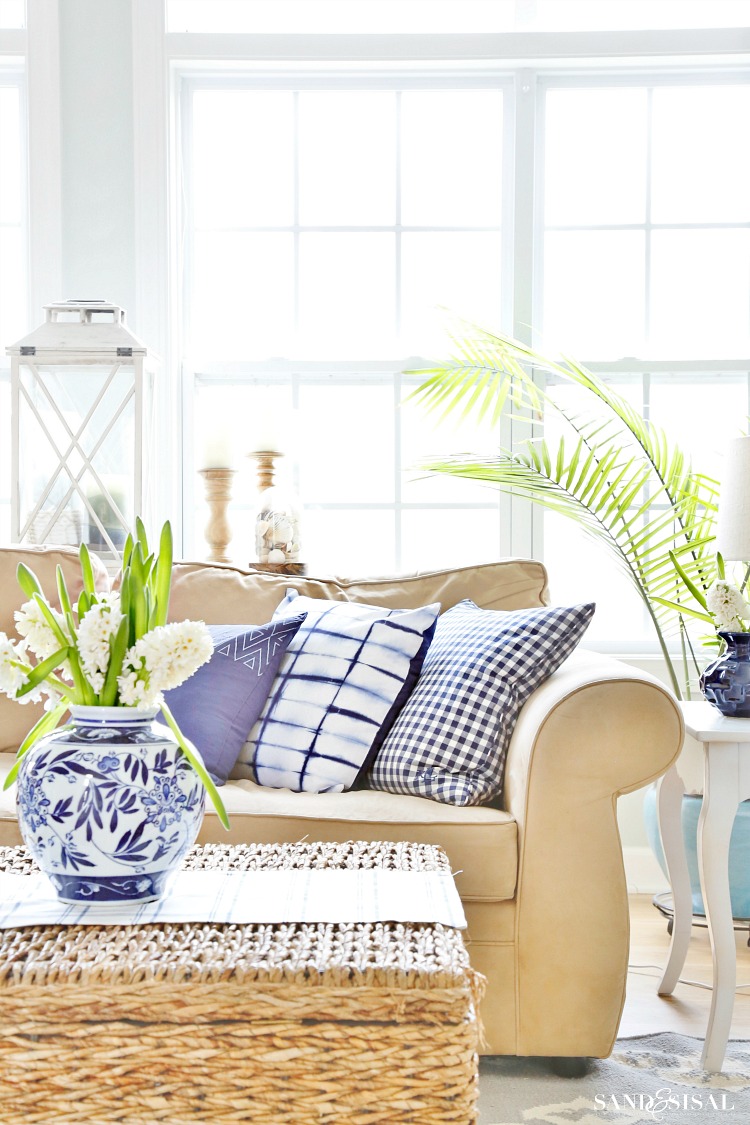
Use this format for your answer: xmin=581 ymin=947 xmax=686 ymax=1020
xmin=0 ymin=868 xmax=466 ymax=929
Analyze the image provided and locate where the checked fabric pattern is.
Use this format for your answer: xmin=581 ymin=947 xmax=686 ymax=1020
xmin=236 ymin=594 xmax=440 ymax=794
xmin=369 ymin=599 xmax=595 ymax=806
xmin=165 ymin=617 xmax=307 ymax=786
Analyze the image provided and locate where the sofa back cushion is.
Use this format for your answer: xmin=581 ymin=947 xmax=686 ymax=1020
xmin=168 ymin=558 xmax=549 ymax=625
xmin=0 ymin=546 xmax=110 ymax=754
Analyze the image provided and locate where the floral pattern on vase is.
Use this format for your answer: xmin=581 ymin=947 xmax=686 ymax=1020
xmin=16 ymin=706 xmax=205 ymax=904
xmin=700 ymin=631 xmax=750 ymax=718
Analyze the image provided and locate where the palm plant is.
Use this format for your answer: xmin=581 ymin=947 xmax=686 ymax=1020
xmin=409 ymin=323 xmax=719 ymax=699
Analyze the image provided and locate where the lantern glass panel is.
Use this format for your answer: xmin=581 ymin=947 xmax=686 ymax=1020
xmin=17 ymin=362 xmax=137 ymax=560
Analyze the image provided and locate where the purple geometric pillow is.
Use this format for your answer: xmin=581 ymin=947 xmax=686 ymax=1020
xmin=164 ymin=616 xmax=305 ymax=785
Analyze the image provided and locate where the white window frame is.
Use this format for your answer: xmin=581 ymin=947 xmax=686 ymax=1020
xmin=131 ymin=4 xmax=750 ymax=580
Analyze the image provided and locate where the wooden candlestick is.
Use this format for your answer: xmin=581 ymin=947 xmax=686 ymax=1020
xmin=199 ymin=468 xmax=236 ymax=564
xmin=248 ymin=449 xmax=282 ymax=491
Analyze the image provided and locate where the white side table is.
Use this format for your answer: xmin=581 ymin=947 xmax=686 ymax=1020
xmin=656 ymin=700 xmax=750 ymax=1071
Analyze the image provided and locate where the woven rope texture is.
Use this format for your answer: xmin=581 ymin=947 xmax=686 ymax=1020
xmin=0 ymin=841 xmax=482 ymax=1124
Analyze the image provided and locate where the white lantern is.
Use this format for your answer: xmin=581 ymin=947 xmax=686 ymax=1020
xmin=6 ymin=301 xmax=155 ymax=569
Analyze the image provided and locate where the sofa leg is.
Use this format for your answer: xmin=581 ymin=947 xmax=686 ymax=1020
xmin=549 ymin=1057 xmax=591 ymax=1078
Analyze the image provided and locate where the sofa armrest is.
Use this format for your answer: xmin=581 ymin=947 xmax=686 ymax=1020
xmin=502 ymin=649 xmax=683 ymax=1057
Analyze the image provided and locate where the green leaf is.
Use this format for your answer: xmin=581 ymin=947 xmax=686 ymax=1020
xmin=132 ymin=579 xmax=147 ymax=641
xmin=3 ymin=702 xmax=70 ymax=790
xmin=15 ymin=647 xmax=70 ymax=697
xmin=16 ymin=562 xmax=42 ymax=600
xmin=668 ymin=549 xmax=710 ymax=611
xmin=32 ymin=593 xmax=68 ymax=648
xmin=99 ymin=617 xmax=129 ymax=706
xmin=79 ymin=542 xmax=96 ymax=597
xmin=122 ymin=531 xmax=134 ymax=570
xmin=78 ymin=590 xmax=90 ymax=621
xmin=56 ymin=565 xmax=72 ymax=620
xmin=153 ymin=521 xmax=173 ymax=628
xmin=159 ymin=700 xmax=230 ymax=830
xmin=135 ymin=516 xmax=149 ymax=557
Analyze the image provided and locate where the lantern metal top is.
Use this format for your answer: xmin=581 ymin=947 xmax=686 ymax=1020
xmin=6 ymin=300 xmax=147 ymax=358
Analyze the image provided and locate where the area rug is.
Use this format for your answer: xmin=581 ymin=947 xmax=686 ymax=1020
xmin=479 ymin=1033 xmax=750 ymax=1123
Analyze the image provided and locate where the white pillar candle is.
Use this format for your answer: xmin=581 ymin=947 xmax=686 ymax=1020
xmin=199 ymin=423 xmax=236 ymax=469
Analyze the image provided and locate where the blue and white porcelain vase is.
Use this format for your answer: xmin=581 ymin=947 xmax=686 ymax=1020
xmin=16 ymin=706 xmax=206 ymax=904
xmin=700 ymin=631 xmax=750 ymax=718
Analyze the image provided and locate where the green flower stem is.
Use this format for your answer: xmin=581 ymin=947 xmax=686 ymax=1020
xmin=159 ymin=700 xmax=229 ymax=831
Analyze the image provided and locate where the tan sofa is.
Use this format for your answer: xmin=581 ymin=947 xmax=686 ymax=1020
xmin=0 ymin=547 xmax=684 ymax=1058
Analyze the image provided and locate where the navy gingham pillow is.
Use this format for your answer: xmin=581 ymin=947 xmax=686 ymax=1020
xmin=235 ymin=594 xmax=440 ymax=793
xmin=368 ymin=599 xmax=595 ymax=806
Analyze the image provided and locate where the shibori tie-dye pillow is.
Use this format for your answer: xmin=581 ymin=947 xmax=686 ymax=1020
xmin=234 ymin=592 xmax=440 ymax=793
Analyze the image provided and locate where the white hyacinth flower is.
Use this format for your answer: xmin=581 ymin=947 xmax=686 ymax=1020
xmin=118 ymin=620 xmax=213 ymax=708
xmin=0 ymin=632 xmax=30 ymax=700
xmin=77 ymin=594 xmax=124 ymax=694
xmin=706 ymin=580 xmax=750 ymax=632
xmin=14 ymin=598 xmax=65 ymax=661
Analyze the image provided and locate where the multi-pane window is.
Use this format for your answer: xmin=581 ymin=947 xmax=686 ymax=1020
xmin=166 ymin=8 xmax=750 ymax=654
xmin=182 ymin=80 xmax=508 ymax=571
xmin=542 ymin=82 xmax=750 ymax=360
xmin=540 ymin=79 xmax=750 ymax=648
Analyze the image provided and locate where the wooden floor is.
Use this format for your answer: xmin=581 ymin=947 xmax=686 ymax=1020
xmin=621 ymin=894 xmax=750 ymax=1038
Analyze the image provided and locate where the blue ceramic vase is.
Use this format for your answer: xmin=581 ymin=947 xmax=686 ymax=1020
xmin=699 ymin=631 xmax=750 ymax=718
xmin=16 ymin=706 xmax=206 ymax=904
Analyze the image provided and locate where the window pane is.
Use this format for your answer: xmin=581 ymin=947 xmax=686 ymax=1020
xmin=298 ymin=233 xmax=395 ymax=356
xmin=401 ymin=232 xmax=502 ymax=356
xmin=543 ymin=230 xmax=645 ymax=358
xmin=190 ymin=232 xmax=295 ymax=359
xmin=649 ymin=376 xmax=747 ymax=480
xmin=299 ymin=92 xmax=395 ymax=226
xmin=305 ymin=509 xmax=395 ymax=574
xmin=168 ymin=0 xmax=750 ymax=33
xmin=0 ymin=227 xmax=25 ymax=352
xmin=168 ymin=1 xmax=515 ymax=33
xmin=0 ymin=82 xmax=24 ymax=353
xmin=543 ymin=514 xmax=648 ymax=650
xmin=401 ymin=508 xmax=500 ymax=572
xmin=532 ymin=1 xmax=750 ymax=31
xmin=0 ymin=1 xmax=24 ymax=29
xmin=401 ymin=91 xmax=503 ymax=227
xmin=297 ymin=384 xmax=395 ymax=503
xmin=651 ymin=86 xmax=750 ymax=225
xmin=650 ymin=229 xmax=750 ymax=357
xmin=544 ymin=88 xmax=647 ymax=226
xmin=400 ymin=391 xmax=502 ymax=505
xmin=0 ymin=87 xmax=21 ymax=222
xmin=192 ymin=91 xmax=294 ymax=229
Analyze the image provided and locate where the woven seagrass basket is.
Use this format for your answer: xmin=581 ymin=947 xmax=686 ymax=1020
xmin=0 ymin=841 xmax=483 ymax=1125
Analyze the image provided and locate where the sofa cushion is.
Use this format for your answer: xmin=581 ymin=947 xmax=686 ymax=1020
xmin=0 ymin=546 xmax=110 ymax=755
xmin=164 ymin=616 xmax=307 ymax=786
xmin=236 ymin=595 xmax=440 ymax=793
xmin=369 ymin=599 xmax=595 ymax=806
xmin=0 ymin=756 xmax=518 ymax=902
xmin=167 ymin=558 xmax=549 ymax=625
